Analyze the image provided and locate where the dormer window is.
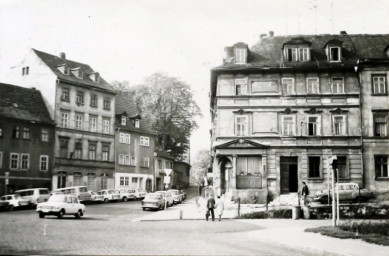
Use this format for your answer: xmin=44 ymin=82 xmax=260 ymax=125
xmin=57 ymin=64 xmax=69 ymax=75
xmin=235 ymin=48 xmax=247 ymax=64
xmin=284 ymin=47 xmax=310 ymax=62
xmin=135 ymin=119 xmax=140 ymax=128
xmin=325 ymin=39 xmax=343 ymax=62
xmin=71 ymin=68 xmax=83 ymax=79
xmin=89 ymin=72 xmax=100 ymax=83
xmin=121 ymin=116 xmax=126 ymax=125
xmin=329 ymin=47 xmax=341 ymax=62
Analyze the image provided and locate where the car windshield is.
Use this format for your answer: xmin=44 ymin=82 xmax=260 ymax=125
xmin=145 ymin=194 xmax=160 ymax=200
xmin=169 ymin=191 xmax=178 ymax=195
xmin=48 ymin=195 xmax=66 ymax=203
xmin=14 ymin=194 xmax=22 ymax=199
xmin=108 ymin=190 xmax=115 ymax=194
xmin=91 ymin=191 xmax=97 ymax=195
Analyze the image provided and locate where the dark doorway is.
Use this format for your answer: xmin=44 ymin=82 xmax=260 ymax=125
xmin=280 ymin=157 xmax=298 ymax=194
xmin=219 ymin=157 xmax=231 ymax=195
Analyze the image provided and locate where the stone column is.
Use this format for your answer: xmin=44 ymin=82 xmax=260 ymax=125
xmin=213 ymin=157 xmax=221 ymax=196
xmin=232 ymin=155 xmax=237 ymax=189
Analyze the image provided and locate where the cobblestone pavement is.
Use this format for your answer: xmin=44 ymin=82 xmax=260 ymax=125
xmin=0 ymin=199 xmax=340 ymax=256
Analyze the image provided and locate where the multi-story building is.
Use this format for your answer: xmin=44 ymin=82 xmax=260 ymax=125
xmin=114 ymin=92 xmax=156 ymax=191
xmin=210 ymin=32 xmax=377 ymax=203
xmin=7 ymin=49 xmax=116 ymax=191
xmin=0 ymin=83 xmax=55 ymax=193
xmin=171 ymin=161 xmax=191 ymax=189
xmin=154 ymin=150 xmax=175 ymax=191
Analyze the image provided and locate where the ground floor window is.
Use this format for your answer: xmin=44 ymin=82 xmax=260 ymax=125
xmin=236 ymin=156 xmax=261 ymax=175
xmin=101 ymin=174 xmax=108 ymax=189
xmin=335 ymin=156 xmax=348 ymax=179
xmin=308 ymin=156 xmax=321 ymax=178
xmin=73 ymin=172 xmax=82 ymax=186
xmin=57 ymin=172 xmax=67 ymax=188
xmin=87 ymin=173 xmax=96 ymax=190
xmin=375 ymin=155 xmax=388 ymax=178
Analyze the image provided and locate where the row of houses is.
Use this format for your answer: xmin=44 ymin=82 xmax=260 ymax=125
xmin=0 ymin=49 xmax=190 ymax=194
xmin=210 ymin=31 xmax=389 ymax=203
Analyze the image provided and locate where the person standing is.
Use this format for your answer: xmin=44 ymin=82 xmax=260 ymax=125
xmin=205 ymin=194 xmax=215 ymax=221
xmin=215 ymin=195 xmax=225 ymax=221
xmin=301 ymin=182 xmax=310 ymax=206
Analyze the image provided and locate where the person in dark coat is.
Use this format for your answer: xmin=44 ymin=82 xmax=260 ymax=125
xmin=206 ymin=194 xmax=216 ymax=221
xmin=301 ymin=182 xmax=310 ymax=206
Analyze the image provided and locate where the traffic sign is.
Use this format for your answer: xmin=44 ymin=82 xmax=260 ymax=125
xmin=164 ymin=168 xmax=172 ymax=176
xmin=164 ymin=176 xmax=171 ymax=184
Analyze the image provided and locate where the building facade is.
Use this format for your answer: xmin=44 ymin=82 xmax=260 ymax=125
xmin=210 ymin=32 xmax=389 ymax=203
xmin=172 ymin=161 xmax=191 ymax=189
xmin=154 ymin=151 xmax=175 ymax=191
xmin=7 ymin=49 xmax=116 ymax=191
xmin=0 ymin=83 xmax=55 ymax=193
xmin=115 ymin=92 xmax=155 ymax=191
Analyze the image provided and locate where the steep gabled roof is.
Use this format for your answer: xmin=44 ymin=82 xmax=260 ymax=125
xmin=115 ymin=91 xmax=155 ymax=134
xmin=155 ymin=150 xmax=175 ymax=160
xmin=0 ymin=83 xmax=55 ymax=125
xmin=349 ymin=34 xmax=389 ymax=58
xmin=32 ymin=49 xmax=115 ymax=93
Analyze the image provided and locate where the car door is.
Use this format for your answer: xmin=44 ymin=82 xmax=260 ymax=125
xmin=66 ymin=196 xmax=76 ymax=214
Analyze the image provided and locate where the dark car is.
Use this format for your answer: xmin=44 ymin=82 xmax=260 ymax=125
xmin=313 ymin=182 xmax=373 ymax=204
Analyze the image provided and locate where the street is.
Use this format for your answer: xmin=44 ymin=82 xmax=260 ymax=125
xmin=0 ymin=196 xmax=339 ymax=256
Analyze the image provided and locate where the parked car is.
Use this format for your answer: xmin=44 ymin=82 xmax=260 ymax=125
xmin=15 ymin=188 xmax=50 ymax=207
xmin=155 ymin=191 xmax=174 ymax=207
xmin=98 ymin=190 xmax=120 ymax=203
xmin=116 ymin=190 xmax=136 ymax=202
xmin=181 ymin=190 xmax=187 ymax=201
xmin=89 ymin=191 xmax=104 ymax=203
xmin=141 ymin=193 xmax=165 ymax=211
xmin=36 ymin=194 xmax=85 ymax=219
xmin=53 ymin=186 xmax=91 ymax=202
xmin=0 ymin=200 xmax=9 ymax=210
xmin=134 ymin=188 xmax=148 ymax=199
xmin=313 ymin=182 xmax=374 ymax=204
xmin=168 ymin=189 xmax=184 ymax=204
xmin=0 ymin=194 xmax=30 ymax=210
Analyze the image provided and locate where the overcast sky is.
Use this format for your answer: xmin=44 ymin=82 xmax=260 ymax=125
xmin=1 ymin=0 xmax=389 ymax=159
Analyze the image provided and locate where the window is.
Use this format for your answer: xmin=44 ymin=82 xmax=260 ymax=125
xmin=119 ymin=133 xmax=131 ymax=144
xmin=374 ymin=114 xmax=387 ymax=137
xmin=41 ymin=129 xmax=49 ymax=142
xmin=131 ymin=155 xmax=136 ymax=166
xmin=103 ymin=118 xmax=110 ymax=134
xmin=22 ymin=66 xmax=29 ymax=76
xmin=331 ymin=78 xmax=344 ymax=94
xmin=135 ymin=119 xmax=140 ymax=128
xmin=158 ymin=160 xmax=162 ymax=169
xmin=75 ymin=113 xmax=83 ymax=130
xmin=282 ymin=115 xmax=295 ymax=136
xmin=335 ymin=156 xmax=348 ymax=179
xmin=61 ymin=88 xmax=70 ymax=102
xmin=125 ymin=177 xmax=129 ymax=186
xmin=119 ymin=154 xmax=125 ymax=165
xmin=372 ymin=75 xmax=387 ymax=94
xmin=59 ymin=137 xmax=69 ymax=158
xmin=329 ymin=47 xmax=341 ymax=62
xmin=282 ymin=78 xmax=295 ymax=95
xmin=88 ymin=143 xmax=96 ymax=160
xmin=22 ymin=127 xmax=30 ymax=139
xmin=61 ymin=112 xmax=69 ymax=128
xmin=308 ymin=156 xmax=321 ymax=178
xmin=125 ymin=155 xmax=131 ymax=165
xmin=120 ymin=177 xmax=124 ymax=186
xmin=307 ymin=116 xmax=320 ymax=136
xmin=76 ymin=91 xmax=84 ymax=105
xmin=333 ymin=115 xmax=346 ymax=135
xmin=101 ymin=174 xmax=108 ymax=189
xmin=73 ymin=173 xmax=82 ymax=186
xmin=89 ymin=115 xmax=97 ymax=132
xmin=143 ymin=157 xmax=150 ymax=167
xmin=58 ymin=64 xmax=69 ymax=75
xmin=235 ymin=48 xmax=247 ymax=63
xmin=121 ymin=116 xmax=126 ymax=125
xmin=73 ymin=142 xmax=82 ymax=159
xmin=87 ymin=173 xmax=96 ymax=190
xmin=235 ymin=115 xmax=248 ymax=136
xmin=140 ymin=136 xmax=149 ymax=146
xmin=10 ymin=153 xmax=19 ymax=169
xmin=57 ymin=172 xmax=67 ymax=188
xmin=40 ymin=155 xmax=48 ymax=171
xmin=13 ymin=126 xmax=20 ymax=138
xmin=235 ymin=78 xmax=248 ymax=95
xmin=285 ymin=48 xmax=298 ymax=62
xmin=299 ymin=48 xmax=310 ymax=61
xmin=103 ymin=97 xmax=111 ymax=110
xmin=21 ymin=154 xmax=29 ymax=170
xmin=236 ymin=156 xmax=261 ymax=176
xmin=90 ymin=94 xmax=98 ymax=107
xmin=306 ymin=78 xmax=319 ymax=94
xmin=102 ymin=144 xmax=109 ymax=161
xmin=375 ymin=155 xmax=388 ymax=178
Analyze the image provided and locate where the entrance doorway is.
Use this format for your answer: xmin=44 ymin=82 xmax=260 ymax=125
xmin=280 ymin=157 xmax=298 ymax=194
xmin=219 ymin=157 xmax=232 ymax=195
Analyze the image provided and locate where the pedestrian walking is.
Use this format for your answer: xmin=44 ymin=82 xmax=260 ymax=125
xmin=300 ymin=181 xmax=310 ymax=206
xmin=215 ymin=195 xmax=224 ymax=221
xmin=205 ymin=194 xmax=215 ymax=221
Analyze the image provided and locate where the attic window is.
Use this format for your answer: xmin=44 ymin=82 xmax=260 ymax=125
xmin=135 ymin=119 xmax=140 ymax=128
xmin=329 ymin=47 xmax=341 ymax=62
xmin=71 ymin=68 xmax=83 ymax=79
xmin=22 ymin=66 xmax=29 ymax=76
xmin=58 ymin=64 xmax=69 ymax=75
xmin=89 ymin=72 xmax=100 ymax=83
xmin=235 ymin=48 xmax=247 ymax=64
xmin=284 ymin=47 xmax=310 ymax=62
xmin=121 ymin=116 xmax=126 ymax=125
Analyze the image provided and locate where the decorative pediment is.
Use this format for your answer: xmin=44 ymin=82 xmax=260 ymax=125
xmin=214 ymin=139 xmax=268 ymax=149
xmin=304 ymin=107 xmax=323 ymax=114
xmin=279 ymin=108 xmax=298 ymax=114
xmin=329 ymin=108 xmax=348 ymax=114
xmin=233 ymin=109 xmax=252 ymax=115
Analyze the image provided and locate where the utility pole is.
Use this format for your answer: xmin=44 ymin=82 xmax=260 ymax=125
xmin=328 ymin=155 xmax=337 ymax=227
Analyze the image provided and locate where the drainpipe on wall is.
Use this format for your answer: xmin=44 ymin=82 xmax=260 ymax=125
xmin=356 ymin=64 xmax=365 ymax=188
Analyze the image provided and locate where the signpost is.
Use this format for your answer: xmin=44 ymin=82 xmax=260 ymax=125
xmin=163 ymin=169 xmax=172 ymax=210
xmin=327 ymin=156 xmax=337 ymax=227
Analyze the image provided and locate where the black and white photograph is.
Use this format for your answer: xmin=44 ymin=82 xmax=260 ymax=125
xmin=0 ymin=0 xmax=389 ymax=255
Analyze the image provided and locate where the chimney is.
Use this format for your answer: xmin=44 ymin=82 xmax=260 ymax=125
xmin=269 ymin=31 xmax=274 ymax=38
xmin=340 ymin=31 xmax=347 ymax=35
xmin=260 ymin=33 xmax=267 ymax=39
xmin=59 ymin=52 xmax=66 ymax=60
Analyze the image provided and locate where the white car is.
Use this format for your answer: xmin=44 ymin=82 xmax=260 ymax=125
xmin=168 ymin=189 xmax=184 ymax=204
xmin=98 ymin=190 xmax=120 ymax=203
xmin=0 ymin=194 xmax=30 ymax=210
xmin=155 ymin=191 xmax=174 ymax=207
xmin=134 ymin=189 xmax=148 ymax=199
xmin=89 ymin=191 xmax=104 ymax=202
xmin=36 ymin=194 xmax=85 ymax=219
xmin=116 ymin=190 xmax=136 ymax=202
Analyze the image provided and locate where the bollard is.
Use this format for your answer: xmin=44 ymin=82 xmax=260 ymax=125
xmin=292 ymin=206 xmax=301 ymax=220
xmin=302 ymin=206 xmax=311 ymax=219
xmin=237 ymin=197 xmax=241 ymax=217
xmin=179 ymin=209 xmax=183 ymax=220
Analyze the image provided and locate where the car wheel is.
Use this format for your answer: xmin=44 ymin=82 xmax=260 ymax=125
xmin=39 ymin=212 xmax=45 ymax=219
xmin=8 ymin=205 xmax=14 ymax=211
xmin=74 ymin=210 xmax=82 ymax=219
xmin=123 ymin=197 xmax=128 ymax=202
xmin=104 ymin=198 xmax=109 ymax=203
xmin=321 ymin=196 xmax=329 ymax=204
xmin=142 ymin=207 xmax=146 ymax=211
xmin=57 ymin=210 xmax=65 ymax=219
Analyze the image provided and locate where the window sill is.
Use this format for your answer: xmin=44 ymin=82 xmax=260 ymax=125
xmin=61 ymin=99 xmax=70 ymax=102
xmin=90 ymin=105 xmax=97 ymax=108
xmin=371 ymin=94 xmax=388 ymax=96
xmin=375 ymin=177 xmax=389 ymax=181
xmin=103 ymin=108 xmax=111 ymax=111
xmin=308 ymin=178 xmax=324 ymax=182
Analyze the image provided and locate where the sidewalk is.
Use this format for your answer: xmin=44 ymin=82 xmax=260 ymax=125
xmin=236 ymin=219 xmax=389 ymax=256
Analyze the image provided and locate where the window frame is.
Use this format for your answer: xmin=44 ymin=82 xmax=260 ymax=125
xmin=89 ymin=115 xmax=97 ymax=132
xmin=61 ymin=88 xmax=70 ymax=102
xmin=103 ymin=118 xmax=110 ymax=134
xmin=13 ymin=126 xmax=20 ymax=139
xmin=119 ymin=154 xmax=125 ymax=165
xmin=88 ymin=143 xmax=96 ymax=160
xmin=73 ymin=142 xmax=82 ymax=159
xmin=22 ymin=127 xmax=30 ymax=140
xmin=308 ymin=156 xmax=322 ymax=179
xmin=307 ymin=115 xmax=321 ymax=136
xmin=10 ymin=153 xmax=19 ymax=170
xmin=76 ymin=91 xmax=84 ymax=105
xmin=75 ymin=113 xmax=84 ymax=130
xmin=121 ymin=116 xmax=126 ymax=125
xmin=235 ymin=48 xmax=247 ymax=64
xmin=235 ymin=78 xmax=248 ymax=95
xmin=40 ymin=155 xmax=49 ymax=171
xmin=61 ymin=111 xmax=69 ymax=128
xmin=90 ymin=94 xmax=98 ymax=107
xmin=332 ymin=115 xmax=347 ymax=136
xmin=329 ymin=46 xmax=341 ymax=62
xmin=140 ymin=136 xmax=149 ymax=146
xmin=102 ymin=144 xmax=109 ymax=161
xmin=20 ymin=153 xmax=30 ymax=170
xmin=331 ymin=77 xmax=345 ymax=94
xmin=375 ymin=155 xmax=388 ymax=179
xmin=235 ymin=115 xmax=249 ymax=136
xmin=306 ymin=78 xmax=320 ymax=94
xmin=373 ymin=113 xmax=388 ymax=137
xmin=143 ymin=157 xmax=150 ymax=167
xmin=41 ymin=129 xmax=49 ymax=142
xmin=282 ymin=78 xmax=295 ymax=95
xmin=371 ymin=74 xmax=387 ymax=95
xmin=103 ymin=97 xmax=111 ymax=110
xmin=281 ymin=115 xmax=296 ymax=136
xmin=334 ymin=156 xmax=349 ymax=179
